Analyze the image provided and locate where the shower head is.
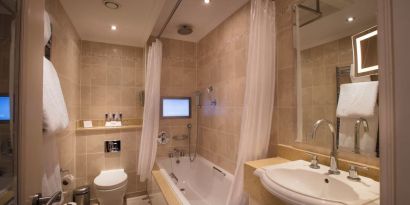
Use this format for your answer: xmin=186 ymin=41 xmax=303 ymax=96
xmin=178 ymin=25 xmax=193 ymax=35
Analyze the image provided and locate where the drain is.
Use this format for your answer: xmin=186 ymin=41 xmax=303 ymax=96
xmin=324 ymin=178 xmax=329 ymax=183
xmin=180 ymin=188 xmax=185 ymax=191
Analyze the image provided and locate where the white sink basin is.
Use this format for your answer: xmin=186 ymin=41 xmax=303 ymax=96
xmin=255 ymin=160 xmax=380 ymax=205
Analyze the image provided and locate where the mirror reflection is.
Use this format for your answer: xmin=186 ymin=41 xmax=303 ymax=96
xmin=294 ymin=0 xmax=379 ymax=158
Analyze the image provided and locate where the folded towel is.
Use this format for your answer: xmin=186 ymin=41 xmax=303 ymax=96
xmin=336 ymin=81 xmax=379 ymax=118
xmin=338 ymin=107 xmax=379 ymax=156
xmin=350 ymin=64 xmax=371 ymax=83
xmin=43 ymin=57 xmax=69 ymax=136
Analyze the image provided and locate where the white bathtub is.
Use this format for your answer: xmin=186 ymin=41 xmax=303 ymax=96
xmin=156 ymin=156 xmax=234 ymax=205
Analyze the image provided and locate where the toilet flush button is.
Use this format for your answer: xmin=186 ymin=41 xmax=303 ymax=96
xmin=105 ymin=140 xmax=121 ymax=152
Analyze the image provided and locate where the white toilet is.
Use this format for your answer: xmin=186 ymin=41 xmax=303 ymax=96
xmin=94 ymin=169 xmax=128 ymax=205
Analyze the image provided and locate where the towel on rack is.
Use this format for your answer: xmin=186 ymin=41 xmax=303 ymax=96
xmin=41 ymin=11 xmax=65 ymax=204
xmin=43 ymin=57 xmax=69 ymax=136
xmin=336 ymin=81 xmax=378 ymax=118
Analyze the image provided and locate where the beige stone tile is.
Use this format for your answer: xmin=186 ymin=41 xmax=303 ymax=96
xmin=86 ymin=131 xmax=106 ymax=154
xmin=90 ymin=86 xmax=106 ymax=106
xmin=86 ymin=153 xmax=105 ymax=177
xmin=104 ymin=152 xmax=121 ymax=170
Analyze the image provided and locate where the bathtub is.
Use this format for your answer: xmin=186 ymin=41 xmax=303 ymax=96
xmin=156 ymin=156 xmax=234 ymax=205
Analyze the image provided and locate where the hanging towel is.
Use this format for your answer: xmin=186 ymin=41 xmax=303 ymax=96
xmin=42 ymin=11 xmax=65 ymax=204
xmin=43 ymin=57 xmax=69 ymax=136
xmin=338 ymin=107 xmax=379 ymax=156
xmin=336 ymin=81 xmax=378 ymax=118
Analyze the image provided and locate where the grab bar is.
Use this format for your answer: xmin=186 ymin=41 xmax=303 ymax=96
xmin=169 ymin=172 xmax=179 ymax=183
xmin=213 ymin=166 xmax=226 ymax=176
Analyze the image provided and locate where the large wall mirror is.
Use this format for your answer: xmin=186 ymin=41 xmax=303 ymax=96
xmin=294 ymin=0 xmax=379 ymax=159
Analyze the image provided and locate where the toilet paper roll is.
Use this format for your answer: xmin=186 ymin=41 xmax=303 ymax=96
xmin=61 ymin=174 xmax=74 ymax=186
xmin=64 ymin=202 xmax=77 ymax=205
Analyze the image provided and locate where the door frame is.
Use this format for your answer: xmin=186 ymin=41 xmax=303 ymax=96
xmin=18 ymin=0 xmax=45 ymax=204
xmin=377 ymin=0 xmax=395 ymax=204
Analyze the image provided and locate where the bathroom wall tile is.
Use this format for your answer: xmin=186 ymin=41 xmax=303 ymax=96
xmin=196 ymin=3 xmax=250 ymax=173
xmin=86 ymin=153 xmax=105 ymax=177
xmin=104 ymin=152 xmax=121 ymax=170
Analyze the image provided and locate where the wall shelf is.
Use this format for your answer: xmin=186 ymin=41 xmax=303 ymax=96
xmin=76 ymin=119 xmax=142 ymax=132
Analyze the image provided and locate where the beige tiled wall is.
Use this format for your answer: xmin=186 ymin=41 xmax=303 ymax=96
xmin=156 ymin=38 xmax=197 ymax=158
xmin=46 ymin=0 xmax=81 ymax=189
xmin=269 ymin=0 xmax=299 ymax=153
xmin=300 ymin=37 xmax=353 ymax=148
xmin=79 ymin=41 xmax=145 ymax=120
xmin=77 ymin=41 xmax=146 ymax=196
xmin=196 ymin=3 xmax=250 ymax=174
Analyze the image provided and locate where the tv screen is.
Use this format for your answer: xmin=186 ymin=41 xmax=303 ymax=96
xmin=0 ymin=96 xmax=10 ymax=121
xmin=161 ymin=97 xmax=191 ymax=118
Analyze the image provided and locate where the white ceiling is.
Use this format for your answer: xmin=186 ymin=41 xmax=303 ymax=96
xmin=299 ymin=0 xmax=377 ymax=50
xmin=151 ymin=0 xmax=249 ymax=42
xmin=59 ymin=0 xmax=166 ymax=47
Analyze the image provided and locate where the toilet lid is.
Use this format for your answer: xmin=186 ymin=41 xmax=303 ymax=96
xmin=94 ymin=169 xmax=128 ymax=190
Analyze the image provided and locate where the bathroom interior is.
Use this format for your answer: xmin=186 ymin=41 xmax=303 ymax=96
xmin=1 ymin=0 xmax=410 ymax=204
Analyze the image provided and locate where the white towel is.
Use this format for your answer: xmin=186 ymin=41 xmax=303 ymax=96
xmin=43 ymin=57 xmax=69 ymax=136
xmin=338 ymin=107 xmax=379 ymax=156
xmin=336 ymin=81 xmax=379 ymax=118
xmin=41 ymin=12 xmax=66 ymax=203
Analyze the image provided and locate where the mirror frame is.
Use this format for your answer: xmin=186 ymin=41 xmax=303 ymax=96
xmin=353 ymin=26 xmax=378 ymax=77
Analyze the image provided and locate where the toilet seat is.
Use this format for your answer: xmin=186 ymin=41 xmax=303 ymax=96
xmin=94 ymin=169 xmax=127 ymax=190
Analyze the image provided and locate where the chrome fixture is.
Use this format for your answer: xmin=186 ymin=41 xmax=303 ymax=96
xmin=158 ymin=131 xmax=169 ymax=145
xmin=207 ymin=86 xmax=217 ymax=106
xmin=187 ymin=123 xmax=198 ymax=161
xmin=347 ymin=164 xmax=368 ymax=182
xmin=157 ymin=0 xmax=183 ymax=38
xmin=169 ymin=172 xmax=179 ymax=183
xmin=103 ymin=0 xmax=120 ymax=9
xmin=105 ymin=140 xmax=121 ymax=153
xmin=178 ymin=25 xmax=193 ymax=35
xmin=354 ymin=118 xmax=369 ymax=154
xmin=212 ymin=166 xmax=226 ymax=177
xmin=310 ymin=119 xmax=340 ymax=175
xmin=32 ymin=191 xmax=62 ymax=205
xmin=308 ymin=154 xmax=320 ymax=169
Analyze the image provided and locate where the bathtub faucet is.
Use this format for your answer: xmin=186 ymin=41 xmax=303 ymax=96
xmin=169 ymin=172 xmax=179 ymax=183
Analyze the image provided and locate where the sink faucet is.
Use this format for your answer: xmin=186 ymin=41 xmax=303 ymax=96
xmin=354 ymin=118 xmax=369 ymax=154
xmin=310 ymin=119 xmax=340 ymax=175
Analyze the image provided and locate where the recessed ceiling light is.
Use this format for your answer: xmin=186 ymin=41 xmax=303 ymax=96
xmin=204 ymin=0 xmax=210 ymax=4
xmin=346 ymin=17 xmax=355 ymax=22
xmin=111 ymin=25 xmax=117 ymax=31
xmin=103 ymin=0 xmax=120 ymax=9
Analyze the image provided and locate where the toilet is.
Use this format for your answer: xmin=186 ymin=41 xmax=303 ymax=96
xmin=94 ymin=169 xmax=128 ymax=205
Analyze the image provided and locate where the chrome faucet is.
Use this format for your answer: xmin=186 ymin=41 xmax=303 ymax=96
xmin=310 ymin=119 xmax=340 ymax=175
xmin=354 ymin=118 xmax=369 ymax=154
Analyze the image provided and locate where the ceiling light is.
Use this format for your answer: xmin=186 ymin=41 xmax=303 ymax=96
xmin=111 ymin=25 xmax=117 ymax=31
xmin=346 ymin=17 xmax=355 ymax=22
xmin=204 ymin=0 xmax=210 ymax=4
xmin=103 ymin=0 xmax=120 ymax=9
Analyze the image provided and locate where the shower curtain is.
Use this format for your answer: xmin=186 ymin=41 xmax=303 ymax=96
xmin=138 ymin=39 xmax=162 ymax=181
xmin=226 ymin=0 xmax=276 ymax=204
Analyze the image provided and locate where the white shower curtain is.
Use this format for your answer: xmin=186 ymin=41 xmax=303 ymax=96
xmin=226 ymin=0 xmax=276 ymax=204
xmin=138 ymin=39 xmax=162 ymax=181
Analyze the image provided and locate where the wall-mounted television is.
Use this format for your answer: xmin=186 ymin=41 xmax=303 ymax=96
xmin=0 ymin=96 xmax=11 ymax=121
xmin=161 ymin=97 xmax=191 ymax=118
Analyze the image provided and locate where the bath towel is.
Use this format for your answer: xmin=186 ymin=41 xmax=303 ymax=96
xmin=336 ymin=81 xmax=378 ymax=118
